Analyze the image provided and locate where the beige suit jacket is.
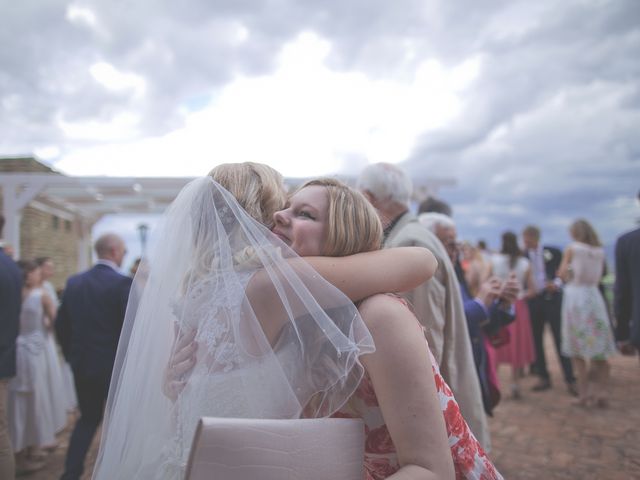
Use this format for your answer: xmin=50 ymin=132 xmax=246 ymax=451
xmin=385 ymin=212 xmax=490 ymax=450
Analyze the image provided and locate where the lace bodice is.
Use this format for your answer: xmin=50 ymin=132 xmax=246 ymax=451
xmin=160 ymin=270 xmax=300 ymax=478
xmin=568 ymin=242 xmax=604 ymax=286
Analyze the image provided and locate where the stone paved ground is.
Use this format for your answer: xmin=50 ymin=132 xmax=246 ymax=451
xmin=20 ymin=335 xmax=640 ymax=480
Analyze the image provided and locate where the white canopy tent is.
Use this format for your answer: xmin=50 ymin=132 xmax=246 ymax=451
xmin=1 ymin=171 xmax=456 ymax=269
xmin=0 ymin=173 xmax=194 ymax=268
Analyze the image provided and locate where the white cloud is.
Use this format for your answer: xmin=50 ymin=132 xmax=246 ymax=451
xmin=89 ymin=62 xmax=146 ymax=98
xmin=55 ymin=31 xmax=477 ymax=177
xmin=66 ymin=5 xmax=98 ymax=29
xmin=57 ymin=111 xmax=142 ymax=142
xmin=1 ymin=0 xmax=638 ymax=256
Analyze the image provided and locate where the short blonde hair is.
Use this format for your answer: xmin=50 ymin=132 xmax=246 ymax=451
xmin=570 ymin=219 xmax=601 ymax=247
xmin=209 ymin=162 xmax=286 ymax=229
xmin=298 ymin=178 xmax=383 ymax=257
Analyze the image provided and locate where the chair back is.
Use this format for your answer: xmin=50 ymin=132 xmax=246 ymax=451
xmin=185 ymin=417 xmax=364 ymax=480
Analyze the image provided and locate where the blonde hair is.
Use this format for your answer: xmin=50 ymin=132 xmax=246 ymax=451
xmin=209 ymin=162 xmax=286 ymax=229
xmin=570 ymin=219 xmax=601 ymax=247
xmin=298 ymin=178 xmax=383 ymax=257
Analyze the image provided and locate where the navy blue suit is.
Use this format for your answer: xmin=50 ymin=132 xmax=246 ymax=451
xmin=614 ymin=227 xmax=640 ymax=348
xmin=527 ymin=246 xmax=575 ymax=385
xmin=0 ymin=248 xmax=21 ymax=380
xmin=455 ymin=262 xmax=514 ymax=415
xmin=56 ymin=263 xmax=132 ymax=480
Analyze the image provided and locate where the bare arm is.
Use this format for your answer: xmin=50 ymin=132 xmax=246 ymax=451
xmin=247 ymin=246 xmax=437 ymax=344
xmin=169 ymin=247 xmax=437 ymax=392
xmin=304 ymin=247 xmax=438 ymax=301
xmin=556 ymin=246 xmax=573 ymax=282
xmin=358 ymin=295 xmax=455 ymax=480
xmin=524 ymin=266 xmax=537 ymax=299
xmin=42 ymin=292 xmax=57 ymax=330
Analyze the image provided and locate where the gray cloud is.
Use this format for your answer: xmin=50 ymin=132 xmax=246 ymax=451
xmin=401 ymin=0 xmax=640 ymax=252
xmin=1 ymin=0 xmax=638 ymax=256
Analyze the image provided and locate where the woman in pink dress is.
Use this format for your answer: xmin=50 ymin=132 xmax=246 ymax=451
xmin=490 ymin=231 xmax=537 ymax=399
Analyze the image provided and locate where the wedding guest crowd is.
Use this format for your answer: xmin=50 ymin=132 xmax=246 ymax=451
xmin=419 ymin=212 xmax=518 ymax=415
xmin=0 ymin=168 xmax=635 ymax=479
xmin=357 ymin=163 xmax=490 ymax=450
xmin=0 ymin=231 xmax=132 ymax=479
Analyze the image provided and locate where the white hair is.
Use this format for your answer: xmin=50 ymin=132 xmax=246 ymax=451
xmin=357 ymin=163 xmax=413 ymax=207
xmin=418 ymin=212 xmax=456 ymax=234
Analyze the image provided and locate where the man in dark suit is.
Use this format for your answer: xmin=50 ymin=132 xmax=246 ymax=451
xmin=56 ymin=233 xmax=132 ymax=480
xmin=0 ymin=215 xmax=23 ymax=478
xmin=614 ymin=192 xmax=640 ymax=359
xmin=522 ymin=225 xmax=577 ymax=394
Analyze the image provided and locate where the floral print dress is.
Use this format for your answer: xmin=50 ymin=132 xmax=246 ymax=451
xmin=332 ymin=305 xmax=502 ymax=480
xmin=561 ymin=242 xmax=616 ymax=359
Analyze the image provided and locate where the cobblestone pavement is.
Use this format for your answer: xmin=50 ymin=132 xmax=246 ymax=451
xmin=19 ymin=338 xmax=640 ymax=480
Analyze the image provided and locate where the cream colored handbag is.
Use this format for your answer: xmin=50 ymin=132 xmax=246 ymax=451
xmin=185 ymin=417 xmax=365 ymax=480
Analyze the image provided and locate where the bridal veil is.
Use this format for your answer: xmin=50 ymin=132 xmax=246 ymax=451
xmin=92 ymin=177 xmax=374 ymax=479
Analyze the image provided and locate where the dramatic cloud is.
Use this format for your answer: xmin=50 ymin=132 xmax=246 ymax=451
xmin=1 ymin=0 xmax=638 ymax=262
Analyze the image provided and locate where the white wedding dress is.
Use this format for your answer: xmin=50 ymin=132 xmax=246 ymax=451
xmin=155 ymin=272 xmax=301 ymax=479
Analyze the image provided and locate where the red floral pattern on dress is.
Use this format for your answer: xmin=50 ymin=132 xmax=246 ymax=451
xmin=365 ymin=425 xmax=394 ymax=454
xmin=331 ymin=321 xmax=503 ymax=480
xmin=358 ymin=373 xmax=379 ymax=407
xmin=443 ymin=399 xmax=466 ymax=438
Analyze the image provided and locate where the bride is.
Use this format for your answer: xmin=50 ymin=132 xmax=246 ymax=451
xmin=92 ymin=163 xmax=437 ymax=479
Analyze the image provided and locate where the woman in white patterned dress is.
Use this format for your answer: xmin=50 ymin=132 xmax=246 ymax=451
xmin=557 ymin=219 xmax=616 ymax=408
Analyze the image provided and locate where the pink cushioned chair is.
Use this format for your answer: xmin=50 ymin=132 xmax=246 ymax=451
xmin=185 ymin=417 xmax=365 ymax=480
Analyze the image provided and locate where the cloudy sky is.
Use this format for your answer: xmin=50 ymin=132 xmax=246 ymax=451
xmin=2 ymin=0 xmax=639 ymax=267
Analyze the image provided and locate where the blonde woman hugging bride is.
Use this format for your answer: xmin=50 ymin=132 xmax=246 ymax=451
xmin=94 ymin=162 xmax=501 ymax=480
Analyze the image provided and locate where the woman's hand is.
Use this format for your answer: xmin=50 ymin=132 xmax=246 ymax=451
xmin=162 ymin=327 xmax=198 ymax=401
